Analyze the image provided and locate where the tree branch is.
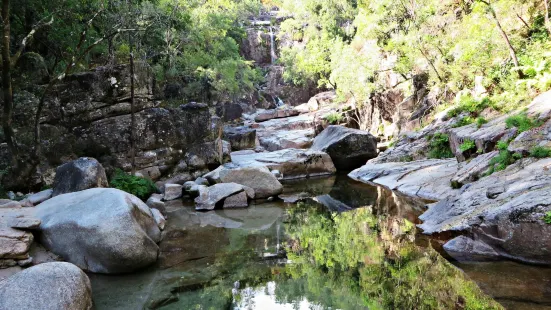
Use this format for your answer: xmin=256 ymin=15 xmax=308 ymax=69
xmin=10 ymin=15 xmax=54 ymax=66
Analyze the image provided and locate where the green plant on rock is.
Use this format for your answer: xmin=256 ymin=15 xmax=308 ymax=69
xmin=544 ymin=212 xmax=551 ymax=224
xmin=452 ymin=116 xmax=475 ymax=128
xmin=427 ymin=133 xmax=454 ymax=159
xmin=529 ymin=146 xmax=551 ymax=158
xmin=447 ymin=96 xmax=491 ymax=118
xmin=487 ymin=141 xmax=517 ymax=175
xmin=324 ymin=112 xmax=344 ymax=124
xmin=476 ymin=117 xmax=488 ymax=128
xmin=459 ymin=139 xmax=477 ymax=153
xmin=505 ymin=113 xmax=543 ymax=134
xmin=110 ymin=169 xmax=158 ymax=200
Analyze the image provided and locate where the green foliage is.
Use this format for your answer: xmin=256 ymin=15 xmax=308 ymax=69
xmin=324 ymin=112 xmax=344 ymax=124
xmin=452 ymin=116 xmax=475 ymax=128
xmin=505 ymin=113 xmax=543 ymax=134
xmin=487 ymin=141 xmax=516 ymax=174
xmin=529 ymin=146 xmax=551 ymax=158
xmin=460 ymin=139 xmax=476 ymax=153
xmin=447 ymin=96 xmax=491 ymax=118
xmin=476 ymin=117 xmax=488 ymax=128
xmin=544 ymin=212 xmax=551 ymax=224
xmin=427 ymin=133 xmax=454 ymax=159
xmin=110 ymin=169 xmax=158 ymax=200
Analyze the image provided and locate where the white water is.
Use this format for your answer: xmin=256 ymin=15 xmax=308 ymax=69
xmin=270 ymin=26 xmax=277 ymax=64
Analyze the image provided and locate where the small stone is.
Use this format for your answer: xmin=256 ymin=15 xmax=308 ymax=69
xmin=183 ymin=181 xmax=196 ymax=192
xmin=223 ymin=191 xmax=249 ymax=209
xmin=0 ymin=259 xmax=17 ymax=268
xmin=150 ymin=209 xmax=166 ymax=231
xmin=195 ymin=177 xmax=209 ymax=186
xmin=16 ymin=257 xmax=33 ymax=267
xmin=27 ymin=189 xmax=53 ymax=205
xmin=146 ymin=196 xmax=166 ymax=215
xmin=163 ymin=184 xmax=183 ymax=201
xmin=486 ymin=186 xmax=506 ymax=199
xmin=271 ymin=170 xmax=281 ymax=179
xmin=9 ymin=217 xmax=41 ymax=230
xmin=187 ymin=155 xmax=206 ymax=169
xmin=7 ymin=192 xmax=15 ymax=200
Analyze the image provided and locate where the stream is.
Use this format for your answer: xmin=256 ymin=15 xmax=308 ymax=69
xmin=89 ymin=176 xmax=551 ymax=309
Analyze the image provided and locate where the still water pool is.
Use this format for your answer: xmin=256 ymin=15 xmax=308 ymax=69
xmin=89 ymin=176 xmax=551 ymax=309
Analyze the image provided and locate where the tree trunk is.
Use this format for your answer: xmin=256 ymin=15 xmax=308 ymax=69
xmin=545 ymin=0 xmax=551 ymax=36
xmin=1 ymin=0 xmax=18 ymax=164
xmin=129 ymin=32 xmax=136 ymax=174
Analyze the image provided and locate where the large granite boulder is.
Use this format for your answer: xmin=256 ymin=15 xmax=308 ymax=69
xmin=223 ymin=126 xmax=257 ymax=151
xmin=194 ymin=183 xmax=253 ymax=211
xmin=231 ymin=149 xmax=336 ymax=180
xmin=419 ymin=158 xmax=551 ymax=264
xmin=35 ymin=188 xmax=161 ymax=273
xmin=0 ymin=262 xmax=92 ymax=310
xmin=258 ymin=129 xmax=314 ymax=151
xmin=311 ymin=125 xmax=378 ymax=170
xmin=52 ymin=157 xmax=108 ymax=196
xmin=205 ymin=166 xmax=283 ymax=199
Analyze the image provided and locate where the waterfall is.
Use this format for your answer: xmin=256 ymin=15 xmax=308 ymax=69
xmin=269 ymin=26 xmax=276 ymax=64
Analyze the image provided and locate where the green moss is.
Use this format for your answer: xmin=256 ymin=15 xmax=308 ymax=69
xmin=487 ymin=141 xmax=517 ymax=175
xmin=529 ymin=146 xmax=551 ymax=158
xmin=427 ymin=133 xmax=454 ymax=159
xmin=110 ymin=169 xmax=158 ymax=200
xmin=505 ymin=113 xmax=543 ymax=134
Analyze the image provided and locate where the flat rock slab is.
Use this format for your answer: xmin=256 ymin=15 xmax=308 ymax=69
xmin=194 ymin=183 xmax=250 ymax=211
xmin=231 ymin=149 xmax=336 ymax=180
xmin=349 ymin=159 xmax=459 ymax=201
xmin=419 ymin=158 xmax=551 ymax=264
xmin=0 ymin=206 xmax=37 ymax=260
xmin=451 ymin=151 xmax=499 ymax=187
xmin=258 ymin=129 xmax=314 ymax=151
xmin=205 ymin=166 xmax=282 ymax=199
xmin=254 ymin=108 xmax=300 ymax=122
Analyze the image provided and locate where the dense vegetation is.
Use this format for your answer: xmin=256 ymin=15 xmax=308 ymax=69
xmin=276 ymin=0 xmax=551 ymax=112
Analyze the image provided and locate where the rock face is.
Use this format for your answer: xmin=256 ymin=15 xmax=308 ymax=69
xmin=52 ymin=157 xmax=108 ymax=196
xmin=205 ymin=166 xmax=283 ymax=199
xmin=35 ymin=188 xmax=161 ymax=273
xmin=419 ymin=158 xmax=551 ymax=264
xmin=194 ymin=183 xmax=252 ymax=211
xmin=163 ymin=184 xmax=183 ymax=201
xmin=0 ymin=203 xmax=39 ymax=267
xmin=231 ymin=149 xmax=336 ymax=180
xmin=254 ymin=107 xmax=300 ymax=122
xmin=349 ymin=159 xmax=459 ymax=201
xmin=451 ymin=151 xmax=499 ymax=188
xmin=223 ymin=126 xmax=257 ymax=151
xmin=0 ymin=262 xmax=92 ymax=310
xmin=311 ymin=126 xmax=378 ymax=170
xmin=259 ymin=129 xmax=314 ymax=151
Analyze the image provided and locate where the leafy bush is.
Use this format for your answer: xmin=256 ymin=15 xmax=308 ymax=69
xmin=529 ymin=146 xmax=551 ymax=158
xmin=427 ymin=133 xmax=454 ymax=159
xmin=452 ymin=116 xmax=474 ymax=128
xmin=505 ymin=113 xmax=543 ymax=134
xmin=544 ymin=212 xmax=551 ymax=224
xmin=459 ymin=139 xmax=476 ymax=153
xmin=447 ymin=96 xmax=491 ymax=118
xmin=487 ymin=141 xmax=517 ymax=175
xmin=110 ymin=169 xmax=158 ymax=200
xmin=325 ymin=112 xmax=344 ymax=124
xmin=476 ymin=117 xmax=488 ymax=128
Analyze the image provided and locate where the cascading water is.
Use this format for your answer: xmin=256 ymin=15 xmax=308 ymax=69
xmin=269 ymin=26 xmax=276 ymax=64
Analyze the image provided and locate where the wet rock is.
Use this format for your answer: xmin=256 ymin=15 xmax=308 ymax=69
xmin=151 ymin=209 xmax=166 ymax=230
xmin=349 ymin=159 xmax=459 ymax=201
xmin=163 ymin=184 xmax=183 ymax=201
xmin=195 ymin=177 xmax=209 ymax=186
xmin=0 ymin=262 xmax=92 ymax=310
xmin=311 ymin=125 xmax=378 ymax=170
xmin=36 ymin=188 xmax=161 ymax=273
xmin=419 ymin=158 xmax=551 ymax=264
xmin=194 ymin=183 xmax=248 ymax=211
xmin=223 ymin=191 xmax=249 ymax=209
xmin=52 ymin=157 xmax=108 ymax=197
xmin=451 ymin=151 xmax=499 ymax=188
xmin=208 ymin=166 xmax=282 ymax=199
xmin=443 ymin=236 xmax=500 ymax=262
xmin=224 ymin=126 xmax=257 ymax=151
xmin=231 ymin=149 xmax=336 ymax=180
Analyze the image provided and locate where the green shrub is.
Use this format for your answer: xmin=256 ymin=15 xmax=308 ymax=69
xmin=110 ymin=169 xmax=158 ymax=200
xmin=487 ymin=141 xmax=517 ymax=175
xmin=459 ymin=139 xmax=476 ymax=153
xmin=529 ymin=146 xmax=551 ymax=158
xmin=447 ymin=96 xmax=491 ymax=118
xmin=505 ymin=113 xmax=543 ymax=134
xmin=476 ymin=117 xmax=488 ymax=128
xmin=428 ymin=133 xmax=454 ymax=159
xmin=544 ymin=211 xmax=551 ymax=224
xmin=324 ymin=112 xmax=344 ymax=124
xmin=452 ymin=116 xmax=474 ymax=128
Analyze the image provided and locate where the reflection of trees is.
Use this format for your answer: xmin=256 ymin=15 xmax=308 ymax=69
xmin=280 ymin=203 xmax=502 ymax=310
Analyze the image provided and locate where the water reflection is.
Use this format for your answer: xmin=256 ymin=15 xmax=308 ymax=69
xmin=89 ymin=177 xmax=500 ymax=309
